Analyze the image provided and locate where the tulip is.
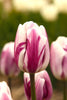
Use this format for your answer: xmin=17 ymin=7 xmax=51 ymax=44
xmin=24 ymin=70 xmax=53 ymax=100
xmin=0 ymin=81 xmax=13 ymax=100
xmin=0 ymin=42 xmax=20 ymax=89
xmin=14 ymin=21 xmax=50 ymax=73
xmin=50 ymin=36 xmax=67 ymax=80
xmin=0 ymin=42 xmax=20 ymax=76
xmin=50 ymin=36 xmax=67 ymax=100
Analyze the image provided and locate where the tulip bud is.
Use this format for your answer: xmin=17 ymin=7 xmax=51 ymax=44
xmin=0 ymin=81 xmax=13 ymax=100
xmin=14 ymin=21 xmax=50 ymax=73
xmin=50 ymin=36 xmax=67 ymax=80
xmin=24 ymin=70 xmax=53 ymax=100
xmin=0 ymin=42 xmax=20 ymax=76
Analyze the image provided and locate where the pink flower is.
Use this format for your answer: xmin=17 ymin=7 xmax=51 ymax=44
xmin=0 ymin=42 xmax=20 ymax=76
xmin=14 ymin=21 xmax=50 ymax=73
xmin=50 ymin=36 xmax=67 ymax=80
xmin=24 ymin=70 xmax=53 ymax=100
xmin=0 ymin=81 xmax=13 ymax=100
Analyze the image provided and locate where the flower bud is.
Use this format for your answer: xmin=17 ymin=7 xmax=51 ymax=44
xmin=24 ymin=70 xmax=53 ymax=100
xmin=14 ymin=21 xmax=50 ymax=73
xmin=50 ymin=36 xmax=67 ymax=80
xmin=0 ymin=42 xmax=20 ymax=76
xmin=0 ymin=81 xmax=13 ymax=100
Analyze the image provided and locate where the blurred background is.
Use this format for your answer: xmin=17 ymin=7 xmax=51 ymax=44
xmin=0 ymin=0 xmax=67 ymax=100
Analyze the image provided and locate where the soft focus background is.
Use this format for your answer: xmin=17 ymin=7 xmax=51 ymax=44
xmin=0 ymin=0 xmax=67 ymax=100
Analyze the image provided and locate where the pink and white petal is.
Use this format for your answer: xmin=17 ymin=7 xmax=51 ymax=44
xmin=27 ymin=27 xmax=48 ymax=72
xmin=0 ymin=81 xmax=12 ymax=100
xmin=43 ymin=71 xmax=53 ymax=100
xmin=35 ymin=70 xmax=50 ymax=82
xmin=7 ymin=42 xmax=14 ymax=56
xmin=27 ymin=27 xmax=39 ymax=41
xmin=36 ymin=71 xmax=53 ymax=100
xmin=24 ymin=73 xmax=30 ymax=83
xmin=0 ymin=93 xmax=12 ymax=100
xmin=50 ymin=42 xmax=65 ymax=80
xmin=24 ymin=73 xmax=31 ymax=100
xmin=23 ymin=51 xmax=29 ymax=72
xmin=36 ymin=78 xmax=45 ymax=100
xmin=1 ymin=50 xmax=11 ymax=75
xmin=56 ymin=36 xmax=67 ymax=48
xmin=26 ymin=28 xmax=41 ymax=72
xmin=38 ymin=26 xmax=50 ymax=70
xmin=18 ymin=48 xmax=27 ymax=71
xmin=25 ymin=21 xmax=39 ymax=31
xmin=39 ymin=25 xmax=47 ymax=37
xmin=14 ymin=24 xmax=27 ymax=53
xmin=41 ymin=40 xmax=50 ymax=70
xmin=36 ymin=36 xmax=47 ymax=72
xmin=38 ymin=33 xmax=47 ymax=56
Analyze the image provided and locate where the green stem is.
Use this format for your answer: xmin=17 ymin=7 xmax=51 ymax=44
xmin=30 ymin=73 xmax=36 ymax=100
xmin=63 ymin=81 xmax=67 ymax=100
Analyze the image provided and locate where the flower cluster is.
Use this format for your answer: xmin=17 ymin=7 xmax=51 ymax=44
xmin=0 ymin=21 xmax=67 ymax=100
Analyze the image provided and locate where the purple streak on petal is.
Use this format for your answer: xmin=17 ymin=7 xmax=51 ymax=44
xmin=26 ymin=29 xmax=46 ymax=73
xmin=38 ymin=45 xmax=45 ymax=65
xmin=63 ymin=45 xmax=67 ymax=52
xmin=26 ymin=30 xmax=39 ymax=72
xmin=15 ymin=42 xmax=26 ymax=66
xmin=62 ymin=55 xmax=67 ymax=79
xmin=26 ymin=29 xmax=41 ymax=73
xmin=61 ymin=46 xmax=67 ymax=79
xmin=43 ymin=81 xmax=48 ymax=99
xmin=24 ymin=78 xmax=31 ymax=100
xmin=64 ymin=48 xmax=67 ymax=51
xmin=42 ymin=50 xmax=45 ymax=64
xmin=43 ymin=80 xmax=52 ymax=100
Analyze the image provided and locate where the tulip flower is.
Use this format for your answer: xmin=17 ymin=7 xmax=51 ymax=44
xmin=0 ymin=42 xmax=20 ymax=76
xmin=0 ymin=42 xmax=20 ymax=90
xmin=50 ymin=36 xmax=67 ymax=100
xmin=24 ymin=70 xmax=53 ymax=100
xmin=50 ymin=36 xmax=67 ymax=80
xmin=14 ymin=21 xmax=50 ymax=73
xmin=0 ymin=81 xmax=13 ymax=100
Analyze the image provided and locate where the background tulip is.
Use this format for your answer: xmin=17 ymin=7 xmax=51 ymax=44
xmin=14 ymin=21 xmax=50 ymax=73
xmin=0 ymin=42 xmax=20 ymax=76
xmin=0 ymin=81 xmax=13 ymax=100
xmin=50 ymin=36 xmax=67 ymax=80
xmin=24 ymin=70 xmax=53 ymax=100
